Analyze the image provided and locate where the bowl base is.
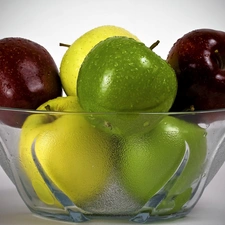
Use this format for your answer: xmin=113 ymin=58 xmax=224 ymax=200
xmin=30 ymin=208 xmax=191 ymax=224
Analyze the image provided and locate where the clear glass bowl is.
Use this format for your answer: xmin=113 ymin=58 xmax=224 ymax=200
xmin=0 ymin=106 xmax=225 ymax=224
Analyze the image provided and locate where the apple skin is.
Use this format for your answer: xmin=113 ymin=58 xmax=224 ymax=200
xmin=77 ymin=36 xmax=177 ymax=136
xmin=60 ymin=25 xmax=139 ymax=96
xmin=167 ymin=29 xmax=225 ymax=112
xmin=0 ymin=37 xmax=62 ymax=127
xmin=19 ymin=96 xmax=113 ymax=208
xmin=119 ymin=116 xmax=207 ymax=214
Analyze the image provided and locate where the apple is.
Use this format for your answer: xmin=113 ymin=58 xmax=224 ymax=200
xmin=60 ymin=25 xmax=139 ymax=96
xmin=167 ymin=28 xmax=225 ymax=112
xmin=19 ymin=96 xmax=113 ymax=208
xmin=0 ymin=37 xmax=62 ymax=127
xmin=77 ymin=36 xmax=177 ymax=136
xmin=119 ymin=116 xmax=206 ymax=215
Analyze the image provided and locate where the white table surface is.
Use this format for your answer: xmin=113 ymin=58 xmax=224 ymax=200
xmin=1 ymin=163 xmax=225 ymax=225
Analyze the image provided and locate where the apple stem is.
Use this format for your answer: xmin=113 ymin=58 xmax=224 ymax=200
xmin=184 ymin=105 xmax=195 ymax=112
xmin=45 ymin=105 xmax=51 ymax=111
xmin=59 ymin=43 xmax=71 ymax=48
xmin=149 ymin=40 xmax=160 ymax=50
xmin=45 ymin=105 xmax=58 ymax=122
xmin=189 ymin=105 xmax=195 ymax=111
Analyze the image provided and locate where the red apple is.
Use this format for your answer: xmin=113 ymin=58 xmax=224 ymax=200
xmin=167 ymin=29 xmax=225 ymax=112
xmin=0 ymin=37 xmax=62 ymax=127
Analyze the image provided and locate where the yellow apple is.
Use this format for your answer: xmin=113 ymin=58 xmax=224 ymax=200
xmin=19 ymin=96 xmax=113 ymax=208
xmin=60 ymin=25 xmax=139 ymax=96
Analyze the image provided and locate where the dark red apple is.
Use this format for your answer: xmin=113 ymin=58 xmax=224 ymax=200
xmin=0 ymin=37 xmax=62 ymax=127
xmin=167 ymin=28 xmax=225 ymax=112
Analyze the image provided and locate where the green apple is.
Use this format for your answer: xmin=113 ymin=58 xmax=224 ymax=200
xmin=77 ymin=36 xmax=177 ymax=136
xmin=19 ymin=96 xmax=113 ymax=208
xmin=60 ymin=25 xmax=139 ymax=96
xmin=119 ymin=116 xmax=206 ymax=214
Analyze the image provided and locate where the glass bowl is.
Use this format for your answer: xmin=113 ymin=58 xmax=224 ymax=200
xmin=0 ymin=106 xmax=225 ymax=224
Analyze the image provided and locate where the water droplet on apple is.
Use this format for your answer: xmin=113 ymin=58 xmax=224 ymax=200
xmin=143 ymin=121 xmax=150 ymax=127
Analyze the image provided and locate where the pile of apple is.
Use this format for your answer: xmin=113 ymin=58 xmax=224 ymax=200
xmin=1 ymin=25 xmax=224 ymax=215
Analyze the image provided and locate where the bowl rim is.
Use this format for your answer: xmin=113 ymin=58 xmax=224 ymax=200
xmin=0 ymin=105 xmax=225 ymax=115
